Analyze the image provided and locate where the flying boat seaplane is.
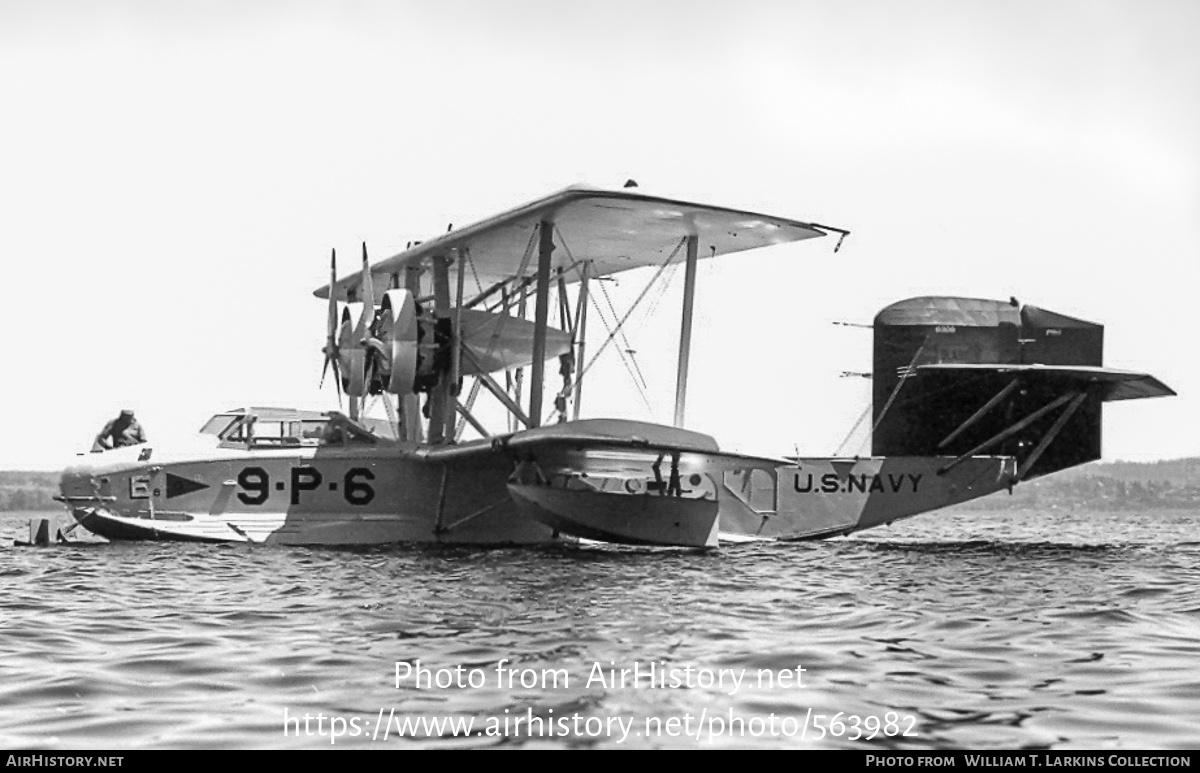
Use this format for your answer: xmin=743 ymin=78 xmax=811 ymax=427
xmin=58 ymin=185 xmax=1175 ymax=547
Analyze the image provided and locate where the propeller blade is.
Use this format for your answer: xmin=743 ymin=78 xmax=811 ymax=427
xmin=348 ymin=243 xmax=376 ymax=421
xmin=356 ymin=242 xmax=375 ymax=336
xmin=327 ymin=247 xmax=339 ymax=344
xmin=321 ymin=248 xmax=342 ymax=391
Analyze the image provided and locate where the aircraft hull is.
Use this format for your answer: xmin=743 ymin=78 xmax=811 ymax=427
xmin=718 ymin=456 xmax=1019 ymax=540
xmin=58 ymin=421 xmax=1019 ymax=547
xmin=58 ymin=444 xmax=557 ymax=546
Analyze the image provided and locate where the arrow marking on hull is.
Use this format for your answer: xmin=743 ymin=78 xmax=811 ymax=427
xmin=165 ymin=473 xmax=210 ymax=499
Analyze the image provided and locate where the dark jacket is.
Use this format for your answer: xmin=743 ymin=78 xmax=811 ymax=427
xmin=93 ymin=416 xmax=147 ymax=451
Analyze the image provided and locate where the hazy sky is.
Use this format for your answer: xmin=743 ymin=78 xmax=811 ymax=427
xmin=1 ymin=0 xmax=1197 ymax=469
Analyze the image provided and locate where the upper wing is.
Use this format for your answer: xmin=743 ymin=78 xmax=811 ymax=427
xmin=314 ymin=184 xmax=845 ymax=302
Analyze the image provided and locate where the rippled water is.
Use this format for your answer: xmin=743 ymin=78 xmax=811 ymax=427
xmin=2 ymin=506 xmax=1198 ymax=749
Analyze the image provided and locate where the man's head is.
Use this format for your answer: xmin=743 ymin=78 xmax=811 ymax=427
xmin=120 ymin=409 xmax=134 ymax=418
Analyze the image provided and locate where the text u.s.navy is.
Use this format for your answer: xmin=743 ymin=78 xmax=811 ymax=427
xmin=794 ymin=470 xmax=923 ymax=494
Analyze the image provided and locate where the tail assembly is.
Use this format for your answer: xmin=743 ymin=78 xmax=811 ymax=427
xmin=714 ymin=296 xmax=1174 ymax=542
xmin=871 ymin=297 xmax=1174 ymax=482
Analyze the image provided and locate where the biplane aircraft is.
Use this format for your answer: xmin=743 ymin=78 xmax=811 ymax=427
xmin=58 ymin=185 xmax=1174 ymax=547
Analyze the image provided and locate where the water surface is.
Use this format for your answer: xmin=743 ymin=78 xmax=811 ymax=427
xmin=2 ymin=507 xmax=1197 ymax=749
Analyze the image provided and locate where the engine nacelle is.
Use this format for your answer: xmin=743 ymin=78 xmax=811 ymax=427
xmin=337 ymin=304 xmax=368 ymax=398
xmin=376 ymin=289 xmax=419 ymax=394
xmin=343 ymin=291 xmax=577 ymax=398
xmin=357 ymin=289 xmax=441 ymax=396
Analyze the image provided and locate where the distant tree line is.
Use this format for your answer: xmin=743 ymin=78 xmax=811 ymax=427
xmin=0 ymin=471 xmax=61 ymax=511
xmin=965 ymin=473 xmax=1200 ymax=511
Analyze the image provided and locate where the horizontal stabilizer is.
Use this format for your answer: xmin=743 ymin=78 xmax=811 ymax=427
xmin=914 ymin=364 xmax=1175 ymax=402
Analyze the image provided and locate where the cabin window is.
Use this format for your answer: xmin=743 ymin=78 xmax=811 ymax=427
xmin=298 ymin=420 xmax=328 ymax=442
xmin=211 ymin=413 xmax=378 ymax=448
xmin=200 ymin=415 xmax=239 ymax=436
xmin=220 ymin=418 xmax=252 ymax=443
xmin=242 ymin=420 xmax=302 ymax=447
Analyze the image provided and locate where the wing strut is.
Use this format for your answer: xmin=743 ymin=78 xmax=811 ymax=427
xmin=673 ymin=234 xmax=700 ymax=427
xmin=400 ymin=264 xmax=423 ymax=442
xmin=455 ymin=400 xmax=489 ymax=438
xmin=937 ymin=377 xmax=1021 ymax=450
xmin=426 ymin=254 xmax=452 ymax=443
xmin=529 ymin=221 xmax=555 ymax=427
xmin=452 ymin=249 xmax=466 ymax=396
xmin=454 ymin=378 xmax=484 ymax=441
xmin=572 ymin=261 xmax=591 ymax=420
xmin=463 ymin=348 xmax=532 ymax=427
xmin=1015 ymin=391 xmax=1089 ymax=482
xmin=937 ymin=391 xmax=1080 ymax=475
xmin=512 ymin=286 xmax=528 ymax=433
xmin=560 ymin=237 xmax=686 ymax=415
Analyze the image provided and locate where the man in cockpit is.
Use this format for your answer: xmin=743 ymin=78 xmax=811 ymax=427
xmin=320 ymin=411 xmax=376 ymax=446
xmin=92 ymin=409 xmax=147 ymax=452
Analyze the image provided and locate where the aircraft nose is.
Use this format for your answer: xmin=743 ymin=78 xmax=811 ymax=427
xmin=59 ymin=460 xmax=112 ymax=504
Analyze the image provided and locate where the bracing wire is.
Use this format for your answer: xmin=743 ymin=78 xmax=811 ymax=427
xmin=545 ymin=237 xmax=687 ymax=423
xmin=596 ymin=272 xmax=645 ymax=388
xmin=592 ymin=278 xmax=655 ymax=412
xmin=833 ymin=401 xmax=874 ymax=457
xmin=832 ymin=334 xmax=934 ymax=456
xmin=870 ymin=334 xmax=933 ymax=440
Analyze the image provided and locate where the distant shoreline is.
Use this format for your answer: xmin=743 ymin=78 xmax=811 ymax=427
xmin=0 ymin=471 xmax=60 ymax=512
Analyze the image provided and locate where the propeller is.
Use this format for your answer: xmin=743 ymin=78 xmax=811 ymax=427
xmin=319 ymin=248 xmax=343 ymax=405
